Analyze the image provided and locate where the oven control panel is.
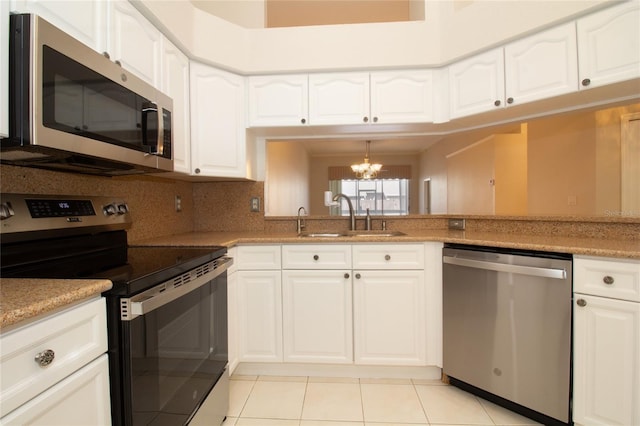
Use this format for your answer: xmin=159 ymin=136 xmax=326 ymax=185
xmin=0 ymin=193 xmax=132 ymax=242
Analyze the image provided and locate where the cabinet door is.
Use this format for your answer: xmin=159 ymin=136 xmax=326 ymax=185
xmin=370 ymin=70 xmax=434 ymax=124
xmin=573 ymin=294 xmax=640 ymax=426
xmin=308 ymin=72 xmax=370 ymax=125
xmin=0 ymin=355 xmax=111 ymax=425
xmin=161 ymin=37 xmax=191 ymax=174
xmin=190 ymin=62 xmax=248 ymax=178
xmin=577 ymin=1 xmax=640 ymax=89
xmin=227 ymin=270 xmax=238 ymax=375
xmin=248 ymin=75 xmax=309 ymax=127
xmin=448 ymin=48 xmax=505 ymax=119
xmin=1 ymin=0 xmax=9 ymax=137
xmin=504 ymin=22 xmax=578 ymax=106
xmin=109 ymin=0 xmax=162 ymax=87
xmin=282 ymin=270 xmax=353 ymax=363
xmin=10 ymin=0 xmax=107 ymax=52
xmin=353 ymin=270 xmax=426 ymax=365
xmin=237 ymin=271 xmax=282 ymax=362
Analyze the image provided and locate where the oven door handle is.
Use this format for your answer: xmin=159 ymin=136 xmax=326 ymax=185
xmin=120 ymin=256 xmax=232 ymax=321
xmin=443 ymin=255 xmax=567 ymax=279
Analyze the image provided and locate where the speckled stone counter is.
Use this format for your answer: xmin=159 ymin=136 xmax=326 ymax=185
xmin=0 ymin=279 xmax=112 ymax=329
xmin=134 ymin=229 xmax=640 ymax=260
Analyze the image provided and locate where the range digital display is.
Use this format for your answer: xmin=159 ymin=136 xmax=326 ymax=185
xmin=26 ymin=199 xmax=96 ymax=218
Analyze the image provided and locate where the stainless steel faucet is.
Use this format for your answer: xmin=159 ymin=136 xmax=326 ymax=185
xmin=332 ymin=193 xmax=356 ymax=230
xmin=296 ymin=206 xmax=307 ymax=234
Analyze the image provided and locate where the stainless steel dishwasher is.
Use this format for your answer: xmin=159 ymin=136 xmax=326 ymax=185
xmin=443 ymin=244 xmax=572 ymax=426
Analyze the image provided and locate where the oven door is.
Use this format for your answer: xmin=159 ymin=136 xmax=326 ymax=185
xmin=108 ymin=259 xmax=230 ymax=426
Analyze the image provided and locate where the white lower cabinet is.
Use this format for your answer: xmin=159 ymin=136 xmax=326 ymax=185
xmin=0 ymin=298 xmax=110 ymax=424
xmin=282 ymin=270 xmax=353 ymax=363
xmin=573 ymin=256 xmax=640 ymax=426
xmin=226 ymin=247 xmax=238 ymax=375
xmin=0 ymin=355 xmax=111 ymax=425
xmin=236 ymin=245 xmax=283 ymax=362
xmin=353 ymin=269 xmax=426 ymax=365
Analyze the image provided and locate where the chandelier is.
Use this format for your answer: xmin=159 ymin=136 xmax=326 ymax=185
xmin=351 ymin=140 xmax=382 ymax=179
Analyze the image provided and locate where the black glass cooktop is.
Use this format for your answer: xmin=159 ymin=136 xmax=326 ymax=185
xmin=1 ymin=230 xmax=226 ymax=296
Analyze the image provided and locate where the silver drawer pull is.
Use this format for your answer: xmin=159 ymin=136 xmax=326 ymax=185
xmin=603 ymin=275 xmax=614 ymax=285
xmin=384 ymin=254 xmax=391 ymax=261
xmin=35 ymin=349 xmax=55 ymax=367
xmin=577 ymin=299 xmax=587 ymax=307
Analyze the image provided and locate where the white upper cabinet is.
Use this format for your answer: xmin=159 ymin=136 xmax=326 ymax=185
xmin=161 ymin=37 xmax=191 ymax=174
xmin=448 ymin=48 xmax=505 ymax=119
xmin=248 ymin=75 xmax=309 ymax=127
xmin=504 ymin=22 xmax=578 ymax=106
xmin=1 ymin=0 xmax=9 ymax=138
xmin=190 ymin=62 xmax=249 ymax=178
xmin=449 ymin=22 xmax=578 ymax=119
xmin=10 ymin=0 xmax=107 ymax=52
xmin=577 ymin=1 xmax=640 ymax=89
xmin=308 ymin=72 xmax=371 ymax=125
xmin=108 ymin=0 xmax=162 ymax=88
xmin=370 ymin=70 xmax=435 ymax=124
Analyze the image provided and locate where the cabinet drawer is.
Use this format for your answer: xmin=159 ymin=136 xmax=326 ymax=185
xmin=574 ymin=256 xmax=640 ymax=302
xmin=353 ymin=243 xmax=425 ymax=270
xmin=236 ymin=245 xmax=281 ymax=270
xmin=0 ymin=298 xmax=108 ymax=417
xmin=282 ymin=244 xmax=352 ymax=269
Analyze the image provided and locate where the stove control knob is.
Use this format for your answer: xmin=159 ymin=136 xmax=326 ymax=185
xmin=116 ymin=203 xmax=129 ymax=215
xmin=0 ymin=202 xmax=15 ymax=220
xmin=103 ymin=204 xmax=118 ymax=216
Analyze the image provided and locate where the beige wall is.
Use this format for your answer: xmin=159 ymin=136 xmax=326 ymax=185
xmin=308 ymin=153 xmax=421 ymax=216
xmin=420 ymin=103 xmax=640 ymax=217
xmin=265 ymin=141 xmax=310 ymax=215
xmin=266 ymin=0 xmax=410 ymax=28
xmin=140 ymin=0 xmax=607 ymax=73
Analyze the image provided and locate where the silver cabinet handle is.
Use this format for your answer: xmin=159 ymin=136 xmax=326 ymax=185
xmin=363 ymin=117 xmax=369 ymax=123
xmin=355 ymin=273 xmax=361 ymax=279
xmin=577 ymin=299 xmax=587 ymax=307
xmin=443 ymin=255 xmax=567 ymax=279
xmin=344 ymin=273 xmax=350 ymax=279
xmin=582 ymin=78 xmax=591 ymax=87
xmin=494 ymin=100 xmax=501 ymax=106
xmin=603 ymin=275 xmax=614 ymax=285
xmin=313 ymin=254 xmax=319 ymax=261
xmin=384 ymin=254 xmax=391 ymax=261
xmin=35 ymin=349 xmax=55 ymax=367
xmin=507 ymin=97 xmax=514 ymax=104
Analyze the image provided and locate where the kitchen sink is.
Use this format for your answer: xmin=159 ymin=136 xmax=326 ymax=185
xmin=298 ymin=232 xmax=349 ymax=238
xmin=298 ymin=230 xmax=406 ymax=238
xmin=347 ymin=230 xmax=406 ymax=237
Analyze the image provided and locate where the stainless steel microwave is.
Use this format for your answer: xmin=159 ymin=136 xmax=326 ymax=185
xmin=1 ymin=14 xmax=173 ymax=176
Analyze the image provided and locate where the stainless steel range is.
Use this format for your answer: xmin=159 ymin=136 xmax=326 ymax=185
xmin=0 ymin=193 xmax=231 ymax=426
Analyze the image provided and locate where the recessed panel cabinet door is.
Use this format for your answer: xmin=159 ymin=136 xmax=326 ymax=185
xmin=282 ymin=270 xmax=353 ymax=364
xmin=308 ymin=72 xmax=370 ymax=125
xmin=573 ymin=294 xmax=640 ymax=426
xmin=504 ymin=22 xmax=578 ymax=106
xmin=248 ymin=75 xmax=309 ymax=126
xmin=577 ymin=1 xmax=640 ymax=89
xmin=448 ymin=48 xmax=505 ymax=119
xmin=190 ymin=62 xmax=247 ymax=178
xmin=370 ymin=70 xmax=434 ymax=124
xmin=109 ymin=0 xmax=162 ymax=87
xmin=353 ymin=269 xmax=426 ymax=365
xmin=10 ymin=0 xmax=107 ymax=52
xmin=161 ymin=37 xmax=191 ymax=174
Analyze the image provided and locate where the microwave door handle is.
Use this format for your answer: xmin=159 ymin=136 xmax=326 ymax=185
xmin=141 ymin=102 xmax=163 ymax=155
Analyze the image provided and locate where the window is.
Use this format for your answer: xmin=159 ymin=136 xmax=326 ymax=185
xmin=329 ymin=178 xmax=409 ymax=216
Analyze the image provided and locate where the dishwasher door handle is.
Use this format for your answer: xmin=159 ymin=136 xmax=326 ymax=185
xmin=443 ymin=255 xmax=567 ymax=279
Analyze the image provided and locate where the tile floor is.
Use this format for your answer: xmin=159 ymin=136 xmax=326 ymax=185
xmin=195 ymin=375 xmax=542 ymax=426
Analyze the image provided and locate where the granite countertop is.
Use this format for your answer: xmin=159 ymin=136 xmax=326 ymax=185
xmin=134 ymin=229 xmax=640 ymax=260
xmin=0 ymin=279 xmax=112 ymax=330
xmin=3 ymin=229 xmax=638 ymax=330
